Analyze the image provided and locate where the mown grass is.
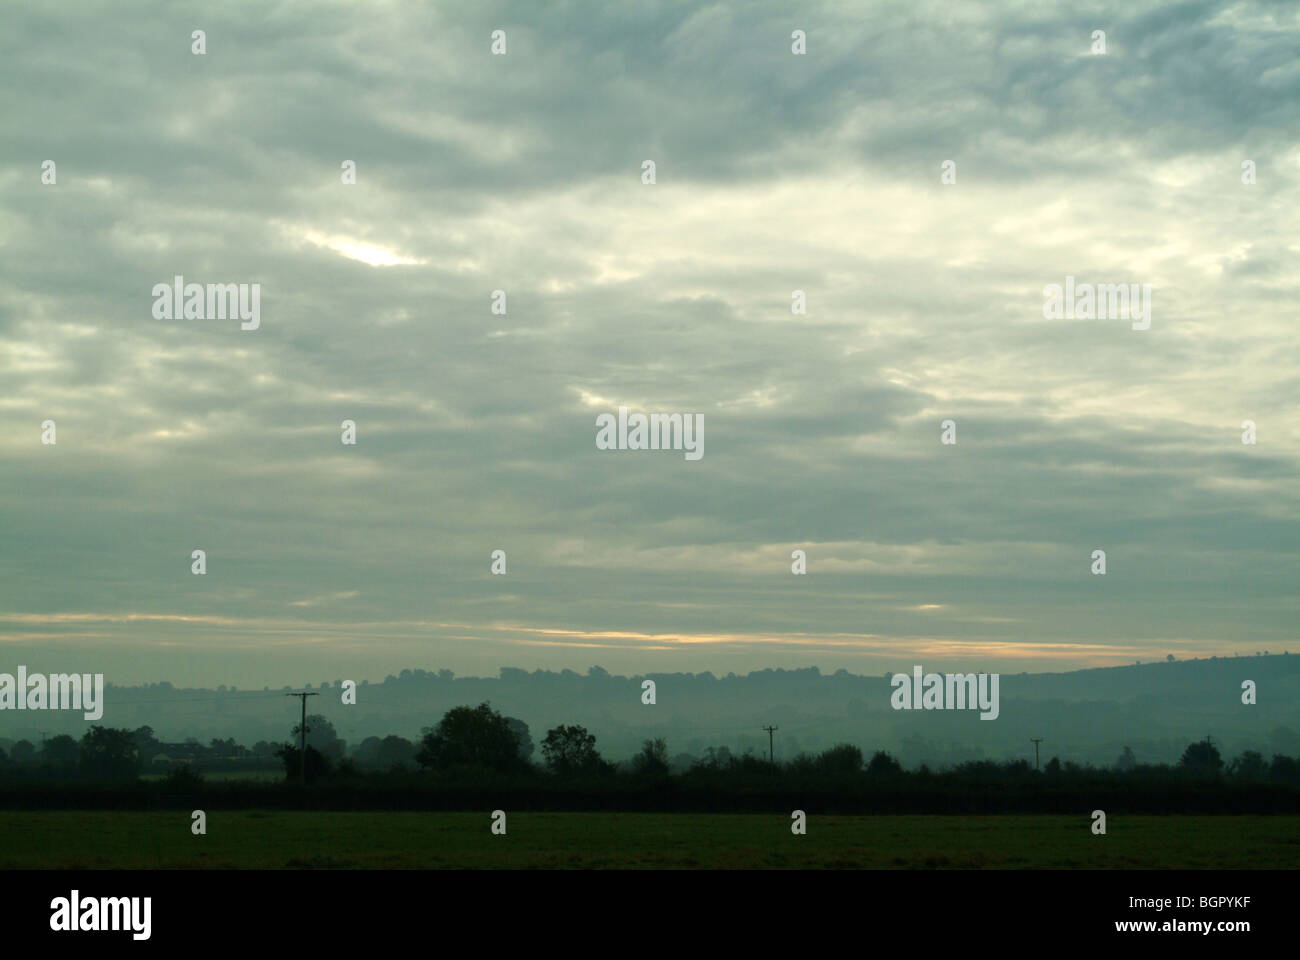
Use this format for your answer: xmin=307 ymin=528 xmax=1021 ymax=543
xmin=2 ymin=812 xmax=1297 ymax=869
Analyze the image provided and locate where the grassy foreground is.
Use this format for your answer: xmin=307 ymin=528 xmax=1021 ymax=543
xmin=2 ymin=812 xmax=1297 ymax=869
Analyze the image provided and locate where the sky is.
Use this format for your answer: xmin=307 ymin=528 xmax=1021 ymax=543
xmin=1 ymin=0 xmax=1297 ymax=688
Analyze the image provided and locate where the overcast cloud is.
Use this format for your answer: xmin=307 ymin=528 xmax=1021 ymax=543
xmin=1 ymin=0 xmax=1296 ymax=687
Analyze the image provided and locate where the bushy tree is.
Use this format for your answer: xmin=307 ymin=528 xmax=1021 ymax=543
xmin=334 ymin=757 xmax=361 ymax=779
xmin=416 ymin=703 xmax=525 ymax=773
xmin=1228 ymin=750 xmax=1267 ymax=779
xmin=376 ymin=735 xmax=416 ymax=771
xmin=354 ymin=736 xmax=383 ymax=767
xmin=40 ymin=734 xmax=80 ymax=771
xmin=208 ymin=737 xmax=239 ymax=758
xmin=542 ymin=724 xmax=604 ymax=775
xmin=784 ymin=752 xmax=817 ymax=776
xmin=1180 ymin=738 xmax=1223 ymax=775
xmin=277 ymin=744 xmax=332 ymax=783
xmin=1270 ymin=754 xmax=1300 ymax=783
xmin=866 ymin=750 xmax=902 ymax=776
xmin=162 ymin=765 xmax=205 ymax=791
xmin=9 ymin=740 xmax=35 ymax=764
xmin=505 ymin=718 xmax=534 ymax=763
xmin=133 ymin=726 xmax=161 ymax=765
xmin=817 ymin=743 xmax=864 ymax=775
xmin=79 ymin=726 xmax=140 ymax=779
xmin=631 ymin=737 xmax=669 ymax=776
xmin=292 ymin=715 xmax=344 ymax=763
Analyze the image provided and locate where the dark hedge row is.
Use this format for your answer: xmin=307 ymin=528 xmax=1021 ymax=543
xmin=2 ymin=766 xmax=1299 ymax=814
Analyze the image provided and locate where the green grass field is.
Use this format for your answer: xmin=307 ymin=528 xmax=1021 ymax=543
xmin=2 ymin=812 xmax=1297 ymax=868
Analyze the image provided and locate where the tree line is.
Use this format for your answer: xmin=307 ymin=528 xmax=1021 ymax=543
xmin=3 ymin=703 xmax=1299 ymax=798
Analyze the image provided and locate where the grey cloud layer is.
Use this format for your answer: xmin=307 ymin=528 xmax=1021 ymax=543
xmin=1 ymin=0 xmax=1296 ymax=686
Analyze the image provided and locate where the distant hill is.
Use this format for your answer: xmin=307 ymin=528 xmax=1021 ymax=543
xmin=2 ymin=655 xmax=1296 ymax=769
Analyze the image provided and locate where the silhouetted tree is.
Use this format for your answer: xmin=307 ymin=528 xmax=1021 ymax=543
xmin=1228 ymin=750 xmax=1267 ymax=779
xmin=9 ymin=740 xmax=35 ymax=764
xmin=334 ymin=757 xmax=361 ymax=779
xmin=354 ymin=736 xmax=383 ymax=767
xmin=866 ymin=750 xmax=903 ymax=776
xmin=133 ymin=726 xmax=161 ymax=765
xmin=817 ymin=743 xmax=864 ymax=775
xmin=79 ymin=726 xmax=140 ymax=779
xmin=162 ymin=765 xmax=205 ymax=791
xmin=292 ymin=715 xmax=344 ymax=763
xmin=40 ymin=734 xmax=80 ymax=771
xmin=632 ymin=737 xmax=669 ymax=776
xmin=505 ymin=717 xmax=534 ymax=763
xmin=542 ymin=724 xmax=603 ymax=775
xmin=1271 ymin=754 xmax=1300 ymax=783
xmin=208 ymin=737 xmax=239 ymax=758
xmin=1180 ymin=738 xmax=1223 ymax=775
xmin=784 ymin=752 xmax=817 ymax=776
xmin=277 ymin=744 xmax=332 ymax=782
xmin=416 ymin=703 xmax=525 ymax=773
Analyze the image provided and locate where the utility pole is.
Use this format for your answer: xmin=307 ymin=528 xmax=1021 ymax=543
xmin=762 ymin=725 xmax=778 ymax=765
xmin=1031 ymin=738 xmax=1043 ymax=771
xmin=286 ymin=692 xmax=318 ymax=785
